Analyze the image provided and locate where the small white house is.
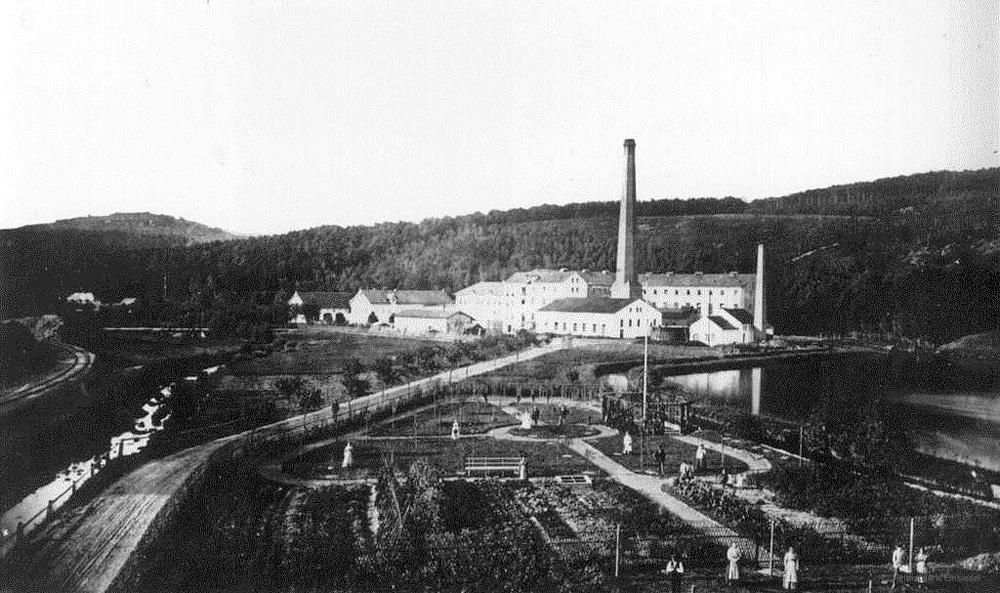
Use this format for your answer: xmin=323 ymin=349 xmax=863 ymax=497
xmin=535 ymin=297 xmax=661 ymax=339
xmin=66 ymin=292 xmax=96 ymax=305
xmin=689 ymin=307 xmax=759 ymax=346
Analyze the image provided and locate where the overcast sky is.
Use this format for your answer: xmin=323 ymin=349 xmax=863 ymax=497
xmin=2 ymin=1 xmax=997 ymax=235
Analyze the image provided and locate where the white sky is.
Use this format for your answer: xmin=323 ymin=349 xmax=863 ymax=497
xmin=1 ymin=1 xmax=997 ymax=235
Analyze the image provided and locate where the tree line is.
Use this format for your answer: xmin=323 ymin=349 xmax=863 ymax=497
xmin=1 ymin=169 xmax=997 ymax=343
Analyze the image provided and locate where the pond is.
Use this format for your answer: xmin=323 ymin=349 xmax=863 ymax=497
xmin=658 ymin=353 xmax=1000 ymax=472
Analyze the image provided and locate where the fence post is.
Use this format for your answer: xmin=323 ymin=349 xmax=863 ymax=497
xmin=768 ymin=519 xmax=775 ymax=576
xmin=614 ymin=523 xmax=621 ymax=578
xmin=908 ymin=517 xmax=915 ymax=573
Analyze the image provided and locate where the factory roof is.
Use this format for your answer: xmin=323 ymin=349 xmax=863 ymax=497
xmin=538 ymin=297 xmax=646 ymax=314
xmin=640 ymin=272 xmax=755 ymax=289
xmin=723 ymin=308 xmax=755 ymax=324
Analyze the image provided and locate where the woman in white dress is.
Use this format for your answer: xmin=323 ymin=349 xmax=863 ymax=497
xmin=726 ymin=542 xmax=741 ymax=584
xmin=915 ymin=547 xmax=929 ymax=585
xmin=783 ymin=546 xmax=799 ymax=590
xmin=341 ymin=441 xmax=354 ymax=470
xmin=622 ymin=431 xmax=633 ymax=455
xmin=451 ymin=419 xmax=461 ymax=440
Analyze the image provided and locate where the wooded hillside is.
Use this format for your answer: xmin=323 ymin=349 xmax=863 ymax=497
xmin=1 ymin=169 xmax=997 ymax=343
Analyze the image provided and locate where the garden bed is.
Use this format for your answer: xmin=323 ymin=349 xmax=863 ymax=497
xmin=283 ymin=436 xmax=602 ymax=480
xmin=509 ymin=424 xmax=600 ymax=439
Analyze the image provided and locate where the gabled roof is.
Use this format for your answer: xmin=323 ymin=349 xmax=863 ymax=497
xmin=576 ymin=271 xmax=615 ymax=286
xmin=723 ymin=308 xmax=755 ymax=324
xmin=455 ymin=281 xmax=505 ymax=296
xmin=396 ymin=309 xmax=471 ymax=320
xmin=394 ymin=290 xmax=453 ymax=305
xmin=506 ymin=269 xmax=575 ymax=284
xmin=658 ymin=307 xmax=700 ymax=326
xmin=356 ymin=289 xmax=453 ymax=306
xmin=296 ymin=291 xmax=352 ymax=309
xmin=538 ymin=297 xmax=648 ymax=314
xmin=506 ymin=268 xmax=616 ymax=286
xmin=641 ymin=272 xmax=756 ymax=289
xmin=66 ymin=292 xmax=95 ymax=302
xmin=707 ymin=316 xmax=738 ymax=330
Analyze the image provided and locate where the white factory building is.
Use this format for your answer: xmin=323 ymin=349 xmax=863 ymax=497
xmin=449 ymin=139 xmax=769 ymax=345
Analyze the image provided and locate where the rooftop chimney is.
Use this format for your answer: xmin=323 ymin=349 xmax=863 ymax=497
xmin=610 ymin=139 xmax=641 ymax=299
xmin=754 ymin=244 xmax=766 ymax=334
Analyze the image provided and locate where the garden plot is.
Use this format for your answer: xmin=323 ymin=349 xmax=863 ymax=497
xmin=589 ymin=434 xmax=749 ymax=476
xmin=135 ymin=461 xmax=371 ymax=592
xmin=506 ymin=402 xmax=600 ymax=425
xmin=283 ymin=436 xmax=601 ymax=481
xmin=365 ymin=399 xmax=517 ymax=437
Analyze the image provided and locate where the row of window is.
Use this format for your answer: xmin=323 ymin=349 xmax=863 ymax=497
xmin=646 ymin=288 xmax=736 ymax=296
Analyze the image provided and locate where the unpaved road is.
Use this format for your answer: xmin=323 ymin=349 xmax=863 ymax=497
xmin=5 ymin=343 xmax=561 ymax=593
xmin=0 ymin=341 xmax=94 ymax=417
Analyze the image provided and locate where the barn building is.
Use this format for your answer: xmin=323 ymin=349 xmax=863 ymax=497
xmin=288 ymin=291 xmax=352 ymax=324
xmin=393 ymin=310 xmax=483 ymax=336
xmin=348 ymin=289 xmax=454 ymax=326
xmin=535 ymin=297 xmax=661 ymax=339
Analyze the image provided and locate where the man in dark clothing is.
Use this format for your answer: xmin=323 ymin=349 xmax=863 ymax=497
xmin=655 ymin=444 xmax=667 ymax=475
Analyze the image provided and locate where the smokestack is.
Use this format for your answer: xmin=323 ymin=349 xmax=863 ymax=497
xmin=611 ymin=139 xmax=641 ymax=299
xmin=754 ymin=244 xmax=766 ymax=334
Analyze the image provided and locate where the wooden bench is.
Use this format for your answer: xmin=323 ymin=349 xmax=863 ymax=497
xmin=464 ymin=456 xmax=526 ymax=479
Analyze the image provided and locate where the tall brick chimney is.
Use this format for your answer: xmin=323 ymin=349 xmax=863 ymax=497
xmin=611 ymin=139 xmax=641 ymax=299
xmin=754 ymin=244 xmax=766 ymax=334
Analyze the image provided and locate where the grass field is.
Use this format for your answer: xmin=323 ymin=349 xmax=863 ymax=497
xmin=365 ymin=400 xmax=517 ymax=437
xmin=227 ymin=331 xmax=437 ymax=375
xmin=477 ymin=342 xmax=719 ymax=383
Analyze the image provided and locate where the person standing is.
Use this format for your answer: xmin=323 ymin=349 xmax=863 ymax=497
xmin=891 ymin=544 xmax=905 ymax=589
xmin=695 ymin=443 xmax=706 ymax=471
xmin=655 ymin=444 xmax=666 ymax=475
xmin=341 ymin=441 xmax=354 ymax=470
xmin=663 ymin=555 xmax=684 ymax=593
xmin=915 ymin=547 xmax=929 ymax=587
xmin=623 ymin=431 xmax=633 ymax=455
xmin=451 ymin=419 xmax=460 ymax=440
xmin=726 ymin=542 xmax=741 ymax=585
xmin=783 ymin=546 xmax=799 ymax=590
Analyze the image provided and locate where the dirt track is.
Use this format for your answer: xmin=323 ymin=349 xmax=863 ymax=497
xmin=0 ymin=341 xmax=95 ymax=417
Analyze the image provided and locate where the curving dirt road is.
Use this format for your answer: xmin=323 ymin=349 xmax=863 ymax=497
xmin=0 ymin=341 xmax=95 ymax=416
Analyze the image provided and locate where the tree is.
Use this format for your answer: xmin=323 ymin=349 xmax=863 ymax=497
xmin=298 ymin=386 xmax=324 ymax=412
xmin=373 ymin=357 xmax=398 ymax=386
xmin=343 ymin=374 xmax=370 ymax=399
xmin=274 ymin=376 xmax=307 ymax=400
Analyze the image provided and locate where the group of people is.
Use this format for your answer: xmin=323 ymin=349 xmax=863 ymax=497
xmin=892 ymin=544 xmax=931 ymax=588
xmin=663 ymin=544 xmax=799 ymax=590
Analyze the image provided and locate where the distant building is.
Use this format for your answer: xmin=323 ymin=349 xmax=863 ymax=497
xmin=504 ymin=268 xmax=614 ymax=332
xmin=394 ymin=310 xmax=482 ymax=336
xmin=66 ymin=292 xmax=96 ymax=305
xmin=689 ymin=307 xmax=759 ymax=346
xmin=348 ymin=289 xmax=454 ymax=326
xmin=288 ymin=290 xmax=352 ymax=324
xmin=652 ymin=306 xmax=700 ymax=342
xmin=535 ymin=297 xmax=661 ymax=339
xmin=641 ymin=272 xmax=756 ymax=315
xmin=454 ymin=281 xmax=507 ymax=332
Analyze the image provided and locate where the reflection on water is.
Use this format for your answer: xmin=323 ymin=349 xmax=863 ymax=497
xmin=660 ymin=356 xmax=1000 ymax=472
xmin=0 ymin=365 xmax=221 ymax=542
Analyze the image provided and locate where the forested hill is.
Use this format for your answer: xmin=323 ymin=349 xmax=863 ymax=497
xmin=1 ymin=168 xmax=997 ymax=343
xmin=44 ymin=212 xmax=236 ymax=245
xmin=748 ymin=168 xmax=999 ymax=217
